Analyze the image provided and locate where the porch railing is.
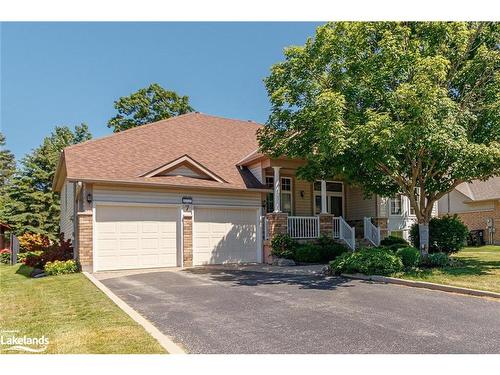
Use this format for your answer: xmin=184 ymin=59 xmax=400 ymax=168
xmin=363 ymin=217 xmax=381 ymax=246
xmin=334 ymin=216 xmax=356 ymax=251
xmin=288 ymin=216 xmax=320 ymax=239
xmin=262 ymin=216 xmax=269 ymax=240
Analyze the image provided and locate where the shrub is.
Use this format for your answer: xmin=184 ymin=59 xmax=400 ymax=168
xmin=17 ymin=251 xmax=43 ymax=264
xmin=24 ymin=238 xmax=73 ymax=269
xmin=18 ymin=233 xmax=50 ymax=252
xmin=396 ymin=247 xmax=420 ymax=269
xmin=316 ymin=236 xmax=349 ymax=262
xmin=380 ymin=235 xmax=409 ymax=247
xmin=421 ymin=253 xmax=449 ymax=268
xmin=329 ymin=248 xmax=403 ymax=276
xmin=270 ymin=234 xmax=297 ymax=259
xmin=0 ymin=249 xmax=11 ymax=264
xmin=294 ymin=243 xmax=323 ymax=263
xmin=410 ymin=215 xmax=468 ymax=254
xmin=44 ymin=260 xmax=78 ymax=275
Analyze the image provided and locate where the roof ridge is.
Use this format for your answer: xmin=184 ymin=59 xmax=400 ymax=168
xmin=63 ymin=112 xmax=263 ymax=152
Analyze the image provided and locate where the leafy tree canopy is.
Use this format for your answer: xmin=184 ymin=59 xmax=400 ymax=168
xmin=259 ymin=22 xmax=500 ymax=230
xmin=1 ymin=124 xmax=92 ymax=239
xmin=107 ymin=83 xmax=194 ymax=132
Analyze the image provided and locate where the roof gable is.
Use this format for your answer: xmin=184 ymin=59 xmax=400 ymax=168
xmin=141 ymin=154 xmax=226 ymax=183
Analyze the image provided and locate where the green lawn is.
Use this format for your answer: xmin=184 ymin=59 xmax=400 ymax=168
xmin=0 ymin=264 xmax=166 ymax=354
xmin=396 ymin=245 xmax=500 ymax=293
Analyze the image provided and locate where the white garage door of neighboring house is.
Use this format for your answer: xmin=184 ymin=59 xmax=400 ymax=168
xmin=94 ymin=204 xmax=179 ymax=271
xmin=193 ymin=207 xmax=259 ymax=266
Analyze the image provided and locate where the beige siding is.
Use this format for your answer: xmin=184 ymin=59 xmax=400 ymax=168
xmin=345 ymin=185 xmax=376 ymax=221
xmin=59 ymin=182 xmax=75 ymax=241
xmin=93 ymin=185 xmax=262 ymax=208
xmin=439 ymin=190 xmax=494 ymax=214
xmin=294 ymin=178 xmax=313 ymax=216
xmin=248 ymin=162 xmax=263 ymax=183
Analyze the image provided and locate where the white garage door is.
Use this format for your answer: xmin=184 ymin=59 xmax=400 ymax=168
xmin=193 ymin=207 xmax=259 ymax=266
xmin=94 ymin=204 xmax=179 ymax=271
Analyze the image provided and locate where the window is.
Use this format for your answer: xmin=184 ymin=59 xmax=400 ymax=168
xmin=390 ymin=196 xmax=402 ymax=215
xmin=314 ymin=180 xmax=344 ymax=215
xmin=265 ymin=176 xmax=293 ymax=214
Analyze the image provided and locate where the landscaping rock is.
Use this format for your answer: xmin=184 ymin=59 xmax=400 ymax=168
xmin=321 ymin=265 xmax=333 ymax=276
xmin=30 ymin=268 xmax=46 ymax=278
xmin=273 ymin=258 xmax=296 ymax=267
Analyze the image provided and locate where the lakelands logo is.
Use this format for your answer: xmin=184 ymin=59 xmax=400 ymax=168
xmin=0 ymin=330 xmax=49 ymax=353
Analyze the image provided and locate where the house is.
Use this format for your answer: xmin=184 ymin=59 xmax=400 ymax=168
xmin=53 ymin=113 xmax=434 ymax=272
xmin=439 ymin=178 xmax=500 ymax=245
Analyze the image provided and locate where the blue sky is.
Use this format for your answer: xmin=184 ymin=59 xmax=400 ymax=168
xmin=1 ymin=22 xmax=321 ymax=161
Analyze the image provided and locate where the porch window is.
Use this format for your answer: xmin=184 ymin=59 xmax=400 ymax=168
xmin=390 ymin=196 xmax=402 ymax=215
xmin=265 ymin=176 xmax=292 ymax=214
xmin=314 ymin=181 xmax=344 ymax=216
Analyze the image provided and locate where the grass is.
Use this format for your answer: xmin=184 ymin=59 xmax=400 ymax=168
xmin=0 ymin=264 xmax=166 ymax=354
xmin=396 ymin=245 xmax=500 ymax=293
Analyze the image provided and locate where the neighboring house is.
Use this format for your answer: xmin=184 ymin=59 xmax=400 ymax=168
xmin=439 ymin=178 xmax=500 ymax=245
xmin=53 ymin=113 xmax=435 ymax=272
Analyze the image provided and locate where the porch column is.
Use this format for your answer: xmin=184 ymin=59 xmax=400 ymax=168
xmin=273 ymin=166 xmax=281 ymax=213
xmin=321 ymin=180 xmax=328 ymax=214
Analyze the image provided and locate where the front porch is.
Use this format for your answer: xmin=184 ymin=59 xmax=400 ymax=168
xmin=259 ymin=162 xmax=386 ymax=258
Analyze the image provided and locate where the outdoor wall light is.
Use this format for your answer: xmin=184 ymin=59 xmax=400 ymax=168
xmin=86 ymin=193 xmax=93 ymax=203
xmin=300 ymin=190 xmax=305 ymax=198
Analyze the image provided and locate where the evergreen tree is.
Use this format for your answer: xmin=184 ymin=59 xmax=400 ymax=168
xmin=2 ymin=124 xmax=92 ymax=239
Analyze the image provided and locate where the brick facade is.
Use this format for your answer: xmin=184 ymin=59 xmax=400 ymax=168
xmin=183 ymin=214 xmax=193 ymax=267
xmin=452 ymin=201 xmax=500 ymax=245
xmin=318 ymin=213 xmax=334 ymax=237
xmin=372 ymin=217 xmax=389 ymax=239
xmin=77 ymin=211 xmax=93 ymax=272
xmin=263 ymin=212 xmax=288 ymax=264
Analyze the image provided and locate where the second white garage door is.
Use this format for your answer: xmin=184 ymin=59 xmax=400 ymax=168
xmin=94 ymin=204 xmax=179 ymax=271
xmin=193 ymin=207 xmax=259 ymax=265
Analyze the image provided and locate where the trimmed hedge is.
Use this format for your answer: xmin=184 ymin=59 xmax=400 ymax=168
xmin=270 ymin=234 xmax=348 ymax=264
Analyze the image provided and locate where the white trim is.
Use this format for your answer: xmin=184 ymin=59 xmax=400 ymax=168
xmin=83 ymin=272 xmax=186 ymax=354
xmin=93 ymin=201 xmax=181 ymax=208
xmin=141 ymin=154 xmax=226 ymax=183
xmin=257 ymin=207 xmax=263 ymax=263
xmin=313 ymin=180 xmax=344 ymax=216
xmin=92 ymin=202 xmax=96 ymax=273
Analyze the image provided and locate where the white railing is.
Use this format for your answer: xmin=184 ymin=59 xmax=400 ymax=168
xmin=262 ymin=216 xmax=269 ymax=240
xmin=338 ymin=216 xmax=356 ymax=251
xmin=288 ymin=216 xmax=320 ymax=239
xmin=332 ymin=217 xmax=340 ymax=239
xmin=364 ymin=217 xmax=381 ymax=246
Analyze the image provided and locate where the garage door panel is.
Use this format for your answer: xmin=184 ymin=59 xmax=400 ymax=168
xmin=193 ymin=207 xmax=258 ymax=266
xmin=95 ymin=205 xmax=179 ymax=271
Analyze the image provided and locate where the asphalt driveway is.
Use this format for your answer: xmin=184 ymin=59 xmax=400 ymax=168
xmin=97 ymin=266 xmax=500 ymax=354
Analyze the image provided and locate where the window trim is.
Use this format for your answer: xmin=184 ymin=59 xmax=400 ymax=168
xmin=390 ymin=195 xmax=402 ymax=215
xmin=264 ymin=175 xmax=293 ymax=214
xmin=313 ymin=180 xmax=344 ymax=216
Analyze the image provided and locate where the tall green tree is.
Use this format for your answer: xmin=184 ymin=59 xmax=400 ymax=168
xmin=0 ymin=132 xmax=16 ymax=222
xmin=258 ymin=22 xmax=500 ymax=254
xmin=107 ymin=83 xmax=194 ymax=132
xmin=2 ymin=124 xmax=92 ymax=239
xmin=0 ymin=132 xmax=16 ymax=190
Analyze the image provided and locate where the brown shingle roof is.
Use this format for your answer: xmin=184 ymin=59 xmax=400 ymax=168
xmin=456 ymin=177 xmax=500 ymax=201
xmin=57 ymin=113 xmax=267 ymax=192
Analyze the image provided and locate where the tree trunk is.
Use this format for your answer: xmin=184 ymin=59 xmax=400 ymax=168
xmin=418 ymin=222 xmax=430 ymax=257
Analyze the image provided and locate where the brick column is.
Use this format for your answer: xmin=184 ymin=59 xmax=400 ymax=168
xmin=182 ymin=215 xmax=193 ymax=267
xmin=263 ymin=212 xmax=288 ymax=264
xmin=77 ymin=211 xmax=93 ymax=272
xmin=373 ymin=217 xmax=389 ymax=239
xmin=318 ymin=213 xmax=334 ymax=237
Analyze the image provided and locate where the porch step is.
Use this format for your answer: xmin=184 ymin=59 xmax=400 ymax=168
xmin=356 ymin=238 xmax=375 ymax=249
